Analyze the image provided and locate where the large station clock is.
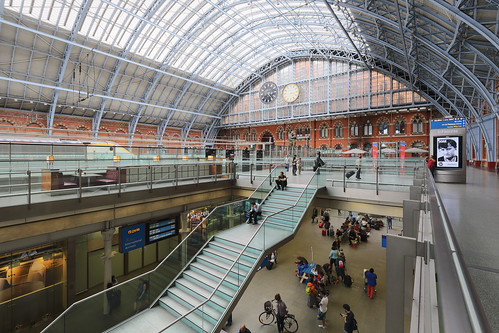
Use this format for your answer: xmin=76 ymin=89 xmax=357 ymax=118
xmin=282 ymin=83 xmax=300 ymax=103
xmin=259 ymin=82 xmax=278 ymax=104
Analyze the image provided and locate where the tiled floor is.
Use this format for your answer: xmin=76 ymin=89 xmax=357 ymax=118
xmin=222 ymin=210 xmax=400 ymax=333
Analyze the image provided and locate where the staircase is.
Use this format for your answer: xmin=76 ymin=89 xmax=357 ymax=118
xmin=106 ymin=185 xmax=317 ymax=332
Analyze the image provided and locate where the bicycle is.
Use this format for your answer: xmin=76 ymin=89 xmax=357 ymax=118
xmin=258 ymin=300 xmax=298 ymax=333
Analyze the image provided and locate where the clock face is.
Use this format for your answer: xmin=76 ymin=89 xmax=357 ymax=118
xmin=282 ymin=83 xmax=300 ymax=103
xmin=259 ymin=82 xmax=278 ymax=104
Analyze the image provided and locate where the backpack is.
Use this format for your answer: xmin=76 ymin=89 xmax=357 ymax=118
xmin=305 ymin=285 xmax=312 ymax=295
xmin=338 ymin=260 xmax=344 ymax=268
xmin=344 ymin=275 xmax=352 ymax=287
xmin=352 ymin=318 xmax=358 ymax=330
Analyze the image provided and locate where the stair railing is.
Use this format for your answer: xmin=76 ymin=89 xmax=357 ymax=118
xmin=161 ymin=169 xmax=323 ymax=332
xmin=42 ymin=165 xmax=281 ymax=333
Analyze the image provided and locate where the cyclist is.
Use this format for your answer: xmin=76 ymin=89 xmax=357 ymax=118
xmin=275 ymin=293 xmax=287 ymax=333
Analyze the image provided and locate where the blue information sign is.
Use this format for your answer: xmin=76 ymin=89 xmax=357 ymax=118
xmin=146 ymin=218 xmax=178 ymax=244
xmin=382 ymin=235 xmax=387 ymax=248
xmin=120 ymin=224 xmax=145 ymax=253
xmin=430 ymin=117 xmax=466 ymax=129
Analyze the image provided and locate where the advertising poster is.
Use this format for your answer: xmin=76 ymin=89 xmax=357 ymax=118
xmin=436 ymin=136 xmax=459 ymax=168
xmin=372 ymin=142 xmax=378 ymax=159
xmin=400 ymin=142 xmax=406 ymax=158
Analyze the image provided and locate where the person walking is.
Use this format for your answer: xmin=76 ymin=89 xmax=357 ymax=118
xmin=365 ymin=268 xmax=377 ymax=299
xmin=284 ymin=155 xmax=289 ymax=172
xmin=292 ymin=155 xmax=297 ymax=175
xmin=341 ymin=303 xmax=356 ymax=333
xmin=355 ymin=155 xmax=362 ymax=180
xmin=297 ymin=157 xmax=302 ymax=175
xmin=238 ymin=324 xmax=251 ymax=333
xmin=317 ymin=291 xmax=329 ymax=329
xmin=275 ymin=293 xmax=287 ymax=333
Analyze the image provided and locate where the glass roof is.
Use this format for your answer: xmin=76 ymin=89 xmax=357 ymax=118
xmin=6 ymin=0 xmax=363 ymax=89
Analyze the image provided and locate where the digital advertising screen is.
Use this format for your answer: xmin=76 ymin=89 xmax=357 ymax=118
xmin=146 ymin=218 xmax=178 ymax=244
xmin=434 ymin=136 xmax=462 ymax=168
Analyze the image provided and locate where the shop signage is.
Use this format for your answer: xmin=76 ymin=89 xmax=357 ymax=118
xmin=120 ymin=224 xmax=145 ymax=253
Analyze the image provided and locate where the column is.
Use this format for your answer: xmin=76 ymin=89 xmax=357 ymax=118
xmin=101 ymin=228 xmax=115 ymax=314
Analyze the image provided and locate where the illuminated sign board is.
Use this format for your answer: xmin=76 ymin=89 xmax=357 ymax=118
xmin=120 ymin=224 xmax=145 ymax=253
xmin=146 ymin=218 xmax=178 ymax=244
xmin=430 ymin=117 xmax=466 ymax=129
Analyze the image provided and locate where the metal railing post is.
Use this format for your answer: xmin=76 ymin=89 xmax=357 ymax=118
xmin=197 ymin=163 xmax=200 ymax=184
xmin=78 ymin=168 xmax=83 ymax=201
xmin=250 ymin=163 xmax=253 ymax=184
xmin=175 ymin=165 xmax=178 ymax=188
xmin=343 ymin=165 xmax=346 ymax=192
xmin=376 ymin=166 xmax=379 ymax=195
xmin=118 ymin=167 xmax=122 ymax=197
xmin=148 ymin=165 xmax=152 ymax=192
xmin=27 ymin=170 xmax=31 ymax=206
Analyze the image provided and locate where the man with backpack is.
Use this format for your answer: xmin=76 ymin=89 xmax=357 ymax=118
xmin=341 ymin=303 xmax=357 ymax=333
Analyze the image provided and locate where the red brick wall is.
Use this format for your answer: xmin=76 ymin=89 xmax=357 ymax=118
xmin=0 ymin=109 xmax=199 ymax=146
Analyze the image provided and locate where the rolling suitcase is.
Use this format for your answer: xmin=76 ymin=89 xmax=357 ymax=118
xmin=322 ymin=229 xmax=327 ymax=236
xmin=346 ymin=170 xmax=355 ymax=179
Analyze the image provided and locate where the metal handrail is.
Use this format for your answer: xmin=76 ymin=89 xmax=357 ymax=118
xmin=427 ymin=169 xmax=491 ymax=333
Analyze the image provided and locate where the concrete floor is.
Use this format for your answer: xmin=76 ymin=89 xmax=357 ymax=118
xmin=223 ymin=210 xmax=401 ymax=333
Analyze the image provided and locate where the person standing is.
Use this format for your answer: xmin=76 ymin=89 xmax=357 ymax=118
xmin=328 ymin=244 xmax=339 ymax=268
xmin=297 ymin=157 xmax=302 ymax=175
xmin=427 ymin=155 xmax=436 ymax=176
xmin=387 ymin=216 xmax=393 ymax=230
xmin=365 ymin=268 xmax=377 ymax=299
xmin=284 ymin=155 xmax=289 ymax=172
xmin=341 ymin=303 xmax=356 ymax=333
xmin=317 ymin=291 xmax=329 ymax=328
xmin=275 ymin=293 xmax=287 ymax=333
xmin=355 ymin=155 xmax=362 ymax=180
xmin=292 ymin=155 xmax=297 ymax=175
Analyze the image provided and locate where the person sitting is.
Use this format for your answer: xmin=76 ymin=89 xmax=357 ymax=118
xmin=359 ymin=229 xmax=368 ymax=242
xmin=348 ymin=228 xmax=358 ymax=245
xmin=275 ymin=172 xmax=287 ymax=190
xmin=247 ymin=202 xmax=260 ymax=224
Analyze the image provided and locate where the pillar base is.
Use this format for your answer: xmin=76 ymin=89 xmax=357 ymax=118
xmin=474 ymin=160 xmax=482 ymax=167
xmin=486 ymin=161 xmax=496 ymax=171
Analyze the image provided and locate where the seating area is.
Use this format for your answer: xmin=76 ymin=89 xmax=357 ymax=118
xmin=96 ymin=168 xmax=126 ymax=185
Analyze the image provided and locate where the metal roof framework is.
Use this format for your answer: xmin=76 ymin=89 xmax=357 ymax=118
xmin=0 ymin=0 xmax=497 ymax=158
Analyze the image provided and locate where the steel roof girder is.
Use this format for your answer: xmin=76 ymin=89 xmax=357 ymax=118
xmin=47 ymin=0 xmax=94 ymax=134
xmin=431 ymin=0 xmax=499 ymax=50
xmin=337 ymin=3 xmax=498 ymax=111
xmin=93 ymin=0 xmax=165 ymax=137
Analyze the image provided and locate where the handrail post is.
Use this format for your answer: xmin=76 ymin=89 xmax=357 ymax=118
xmin=268 ymin=164 xmax=272 ymax=186
xmin=27 ymin=170 xmax=31 ymax=206
xmin=215 ymin=163 xmax=218 ymax=182
xmin=250 ymin=163 xmax=253 ymax=184
xmin=376 ymin=166 xmax=379 ymax=195
xmin=175 ymin=165 xmax=178 ymax=188
xmin=197 ymin=163 xmax=200 ymax=184
xmin=78 ymin=168 xmax=82 ymax=201
xmin=118 ymin=167 xmax=122 ymax=197
xmin=148 ymin=165 xmax=152 ymax=192
xmin=343 ymin=165 xmax=346 ymax=192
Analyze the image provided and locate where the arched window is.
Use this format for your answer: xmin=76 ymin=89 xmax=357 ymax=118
xmin=412 ymin=116 xmax=423 ymax=133
xmin=277 ymin=128 xmax=284 ymax=140
xmin=296 ymin=126 xmax=303 ymax=136
xmin=334 ymin=123 xmax=343 ymax=138
xmin=363 ymin=120 xmax=372 ymax=136
xmin=378 ymin=119 xmax=388 ymax=135
xmin=304 ymin=126 xmax=311 ymax=135
xmin=244 ymin=132 xmax=249 ymax=141
xmin=350 ymin=122 xmax=359 ymax=137
xmin=251 ymin=130 xmax=257 ymax=141
xmin=320 ymin=124 xmax=329 ymax=138
xmin=395 ymin=118 xmax=405 ymax=134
